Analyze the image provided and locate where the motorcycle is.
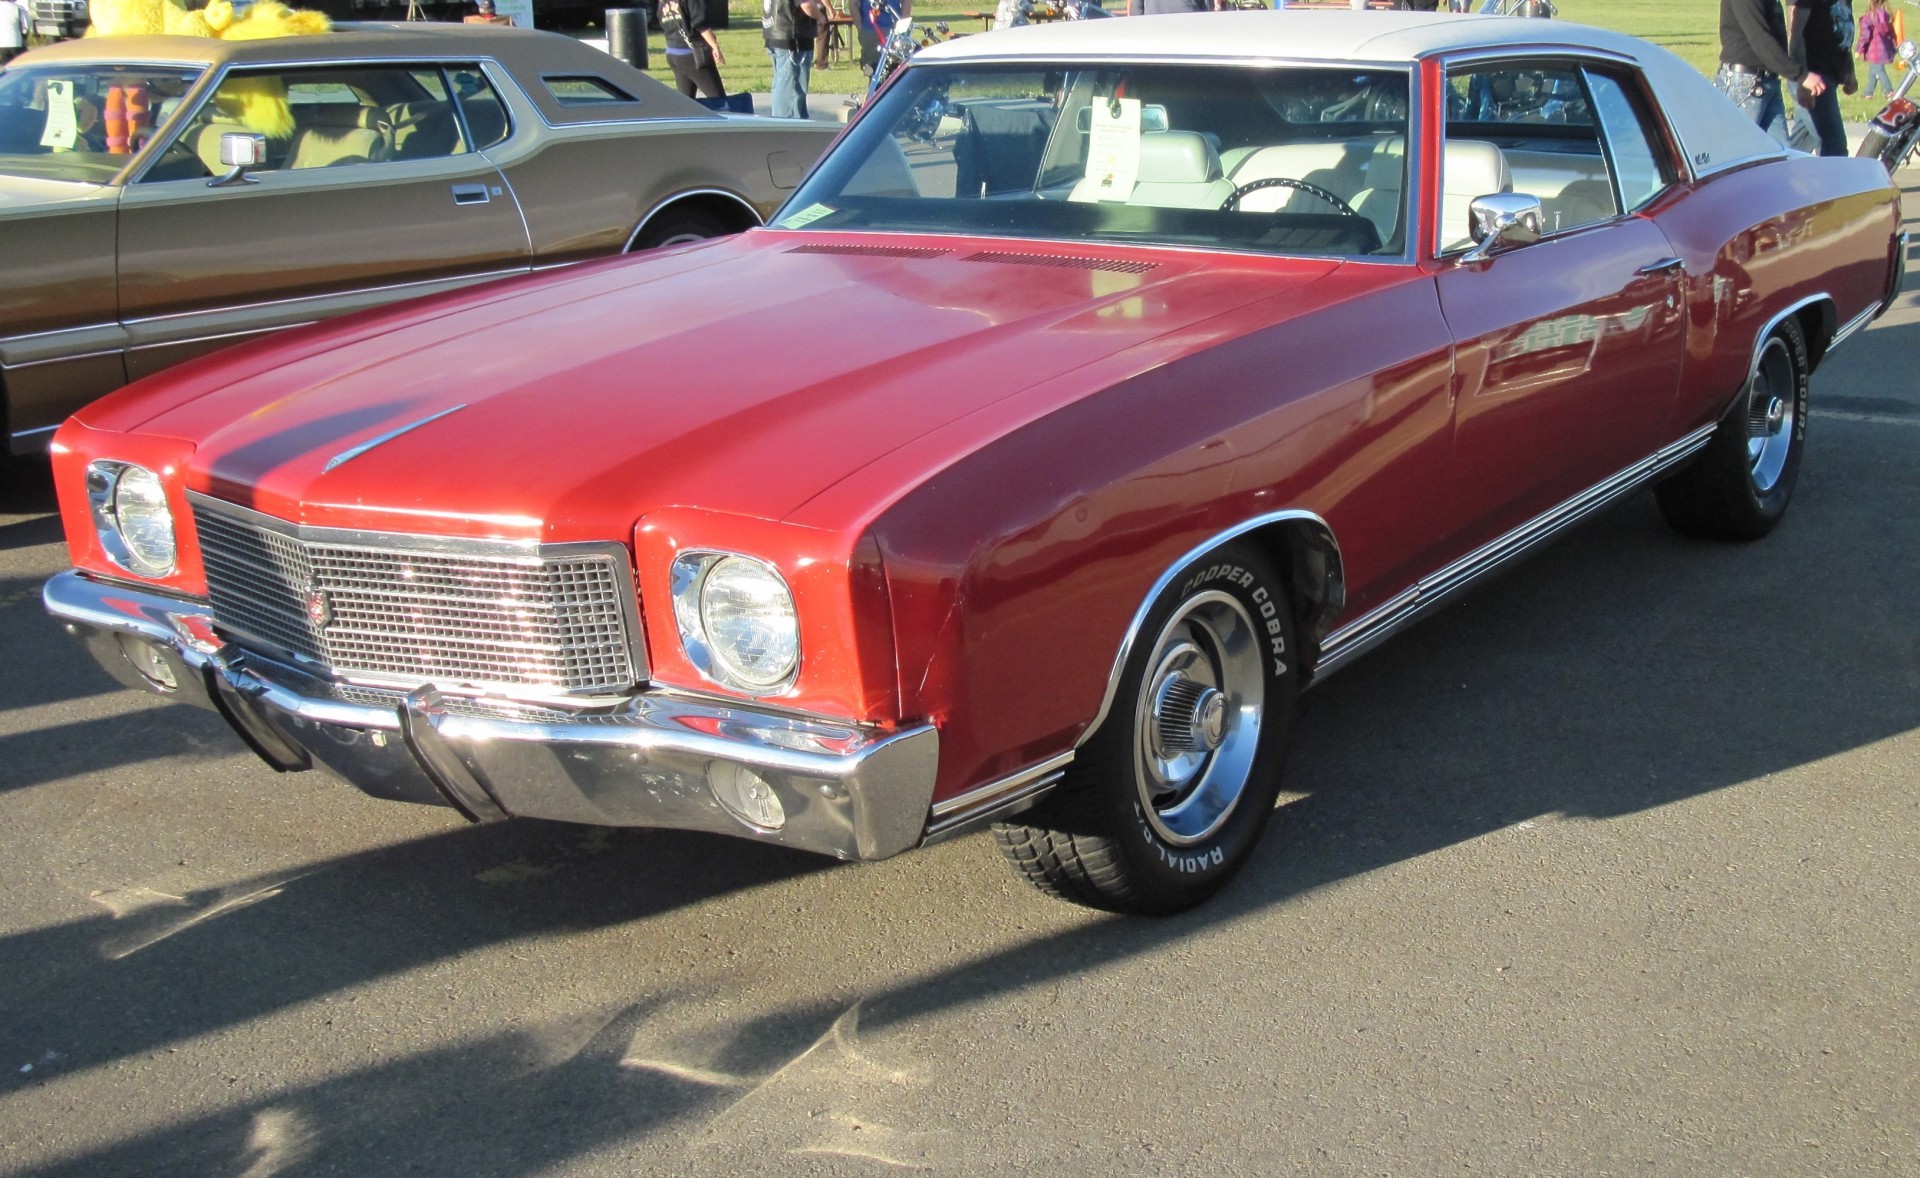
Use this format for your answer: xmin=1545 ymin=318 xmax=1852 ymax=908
xmin=1446 ymin=0 xmax=1553 ymax=13
xmin=1856 ymin=39 xmax=1920 ymax=175
xmin=860 ymin=17 xmax=952 ymax=104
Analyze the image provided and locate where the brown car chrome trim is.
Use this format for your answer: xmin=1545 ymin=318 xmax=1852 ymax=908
xmin=1313 ymin=421 xmax=1718 ymax=681
xmin=624 ymin=188 xmax=765 ymax=252
xmin=0 ymin=323 xmax=129 ymax=368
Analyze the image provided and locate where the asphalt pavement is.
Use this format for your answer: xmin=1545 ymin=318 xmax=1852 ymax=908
xmin=0 ymin=178 xmax=1916 ymax=1176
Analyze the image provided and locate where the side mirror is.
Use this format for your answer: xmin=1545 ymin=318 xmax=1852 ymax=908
xmin=209 ymin=132 xmax=269 ymax=188
xmin=1460 ymin=191 xmax=1544 ymax=263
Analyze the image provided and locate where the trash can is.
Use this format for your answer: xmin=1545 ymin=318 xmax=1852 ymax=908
xmin=607 ymin=7 xmax=648 ymax=71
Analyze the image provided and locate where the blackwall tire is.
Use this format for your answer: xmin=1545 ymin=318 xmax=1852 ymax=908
xmin=630 ymin=208 xmax=729 ymax=251
xmin=1656 ymin=317 xmax=1810 ymax=542
xmin=993 ymin=542 xmax=1299 ymax=915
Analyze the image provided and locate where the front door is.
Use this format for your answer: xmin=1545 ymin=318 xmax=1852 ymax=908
xmin=1431 ymin=59 xmax=1689 ymax=555
xmin=116 ymin=62 xmax=530 ymax=380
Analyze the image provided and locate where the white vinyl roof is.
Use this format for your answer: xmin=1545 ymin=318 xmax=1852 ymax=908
xmin=919 ymin=11 xmax=1785 ymax=178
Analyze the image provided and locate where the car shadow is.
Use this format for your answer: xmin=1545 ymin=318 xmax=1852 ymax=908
xmin=9 ymin=422 xmax=1920 ymax=1175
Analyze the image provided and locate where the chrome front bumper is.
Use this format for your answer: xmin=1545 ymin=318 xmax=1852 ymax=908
xmin=45 ymin=570 xmax=940 ymax=862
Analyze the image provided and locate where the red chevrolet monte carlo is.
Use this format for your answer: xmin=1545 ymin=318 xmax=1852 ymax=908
xmin=44 ymin=13 xmax=1906 ymax=914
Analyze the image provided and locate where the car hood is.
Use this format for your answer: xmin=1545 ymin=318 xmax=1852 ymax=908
xmin=140 ymin=232 xmax=1343 ymax=541
xmin=0 ymin=174 xmax=110 ymax=211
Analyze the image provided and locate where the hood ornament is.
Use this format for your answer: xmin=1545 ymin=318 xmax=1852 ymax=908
xmin=323 ymin=404 xmax=469 ymax=473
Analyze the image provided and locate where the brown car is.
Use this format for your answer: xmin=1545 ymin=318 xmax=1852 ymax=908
xmin=0 ymin=24 xmax=837 ymax=453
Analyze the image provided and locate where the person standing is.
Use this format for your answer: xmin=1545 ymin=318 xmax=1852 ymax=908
xmin=661 ymin=0 xmax=727 ymax=100
xmin=1791 ymin=0 xmax=1857 ymax=155
xmin=764 ymin=0 xmax=824 ymax=119
xmin=0 ymin=0 xmax=29 ymax=67
xmin=1857 ymin=0 xmax=1898 ymax=99
xmin=1721 ymin=0 xmax=1828 ymax=140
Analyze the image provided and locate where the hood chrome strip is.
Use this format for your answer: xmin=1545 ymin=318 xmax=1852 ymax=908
xmin=323 ymin=404 xmax=469 ymax=473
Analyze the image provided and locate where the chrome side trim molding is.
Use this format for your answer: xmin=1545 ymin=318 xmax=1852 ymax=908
xmin=922 ymin=751 xmax=1075 ymax=844
xmin=1077 ymin=509 xmax=1343 ymax=749
xmin=121 ymin=267 xmax=530 ymax=326
xmin=623 ymin=188 xmax=764 ymax=253
xmin=1313 ymin=422 xmax=1717 ymax=681
xmin=1832 ymin=303 xmax=1877 ymax=351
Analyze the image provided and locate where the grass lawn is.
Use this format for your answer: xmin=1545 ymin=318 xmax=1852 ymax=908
xmin=613 ymin=0 xmax=1915 ymax=122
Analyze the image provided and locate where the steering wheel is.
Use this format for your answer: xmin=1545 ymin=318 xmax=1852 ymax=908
xmin=1220 ymin=176 xmax=1360 ymax=217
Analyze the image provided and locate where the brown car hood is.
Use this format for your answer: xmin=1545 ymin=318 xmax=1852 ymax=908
xmin=134 ymin=231 xmax=1342 ymax=540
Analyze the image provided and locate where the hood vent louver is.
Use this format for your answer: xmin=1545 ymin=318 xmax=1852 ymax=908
xmin=785 ymin=244 xmax=952 ymax=258
xmin=963 ymin=252 xmax=1159 ymax=275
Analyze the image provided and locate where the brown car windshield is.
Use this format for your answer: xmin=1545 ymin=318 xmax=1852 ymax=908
xmin=0 ymin=64 xmax=206 ymax=184
xmin=778 ymin=62 xmax=1412 ymax=258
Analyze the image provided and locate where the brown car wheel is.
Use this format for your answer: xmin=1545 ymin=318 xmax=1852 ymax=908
xmin=1656 ymin=317 xmax=1810 ymax=541
xmin=631 ymin=208 xmax=729 ymax=251
xmin=994 ymin=542 xmax=1299 ymax=915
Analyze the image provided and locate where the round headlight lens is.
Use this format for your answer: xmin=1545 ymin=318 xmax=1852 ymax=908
xmin=110 ymin=465 xmax=177 ymax=575
xmin=697 ymin=556 xmax=799 ymax=690
xmin=87 ymin=461 xmax=177 ymax=577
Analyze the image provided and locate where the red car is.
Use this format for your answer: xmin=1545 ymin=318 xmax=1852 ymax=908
xmin=45 ymin=13 xmax=1906 ymax=914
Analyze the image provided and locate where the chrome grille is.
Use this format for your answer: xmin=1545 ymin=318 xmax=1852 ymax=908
xmin=191 ymin=497 xmax=641 ymax=696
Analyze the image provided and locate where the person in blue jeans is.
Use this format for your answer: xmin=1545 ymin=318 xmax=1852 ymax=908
xmin=765 ymin=0 xmax=826 ymax=119
xmin=1791 ymin=0 xmax=1858 ymax=155
xmin=1720 ymin=0 xmax=1828 ymax=141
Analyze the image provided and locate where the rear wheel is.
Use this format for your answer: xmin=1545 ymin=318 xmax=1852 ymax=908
xmin=1656 ymin=317 xmax=1809 ymax=541
xmin=993 ymin=542 xmax=1298 ymax=915
xmin=630 ymin=208 xmax=729 ymax=251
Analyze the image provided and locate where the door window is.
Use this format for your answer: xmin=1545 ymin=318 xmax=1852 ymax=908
xmin=145 ymin=65 xmax=481 ymax=182
xmin=1440 ymin=60 xmax=1621 ymax=251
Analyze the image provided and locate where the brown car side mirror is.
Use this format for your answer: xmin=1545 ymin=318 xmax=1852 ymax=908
xmin=209 ymin=132 xmax=270 ymax=188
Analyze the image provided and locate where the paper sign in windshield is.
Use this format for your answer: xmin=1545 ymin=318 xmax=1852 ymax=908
xmin=40 ymin=81 xmax=78 ymax=151
xmin=779 ymin=203 xmax=838 ymax=228
xmin=1086 ymin=96 xmax=1142 ymax=203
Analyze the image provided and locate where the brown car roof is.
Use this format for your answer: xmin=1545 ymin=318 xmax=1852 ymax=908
xmin=16 ymin=23 xmax=719 ymax=124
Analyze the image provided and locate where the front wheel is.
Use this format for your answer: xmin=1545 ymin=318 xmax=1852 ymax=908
xmin=993 ymin=542 xmax=1298 ymax=915
xmin=1655 ymin=317 xmax=1809 ymax=541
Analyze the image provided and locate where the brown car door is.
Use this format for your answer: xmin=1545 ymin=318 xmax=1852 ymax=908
xmin=115 ymin=63 xmax=530 ymax=381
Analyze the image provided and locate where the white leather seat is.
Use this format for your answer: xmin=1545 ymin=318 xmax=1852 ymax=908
xmin=1070 ymin=130 xmax=1232 ymax=210
xmin=1439 ymin=139 xmax=1512 ymax=253
xmin=1347 ymin=135 xmax=1406 ymax=244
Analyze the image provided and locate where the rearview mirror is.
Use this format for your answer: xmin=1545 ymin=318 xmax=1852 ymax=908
xmin=1460 ymin=192 xmax=1543 ymax=262
xmin=1074 ymin=103 xmax=1170 ymax=133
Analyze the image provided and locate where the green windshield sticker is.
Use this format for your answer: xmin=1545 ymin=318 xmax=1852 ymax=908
xmin=779 ymin=203 xmax=837 ymax=228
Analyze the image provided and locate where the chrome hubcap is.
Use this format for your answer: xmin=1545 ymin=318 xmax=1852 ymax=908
xmin=1746 ymin=337 xmax=1797 ymax=494
xmin=1134 ymin=591 xmax=1264 ymax=847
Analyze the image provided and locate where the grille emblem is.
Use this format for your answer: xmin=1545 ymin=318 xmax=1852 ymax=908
xmin=304 ymin=581 xmax=333 ymax=629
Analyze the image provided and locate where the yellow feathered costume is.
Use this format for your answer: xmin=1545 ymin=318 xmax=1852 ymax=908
xmin=88 ymin=0 xmax=333 ymax=139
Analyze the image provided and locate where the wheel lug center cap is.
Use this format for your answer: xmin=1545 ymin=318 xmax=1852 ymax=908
xmin=1193 ymin=688 xmax=1227 ymax=751
xmin=1765 ymin=396 xmax=1786 ymax=434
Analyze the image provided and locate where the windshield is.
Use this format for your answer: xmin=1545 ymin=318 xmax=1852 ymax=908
xmin=778 ymin=62 xmax=1412 ymax=258
xmin=0 ymin=64 xmax=206 ymax=185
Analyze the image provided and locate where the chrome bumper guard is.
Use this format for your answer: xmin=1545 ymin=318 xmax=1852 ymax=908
xmin=45 ymin=570 xmax=939 ymax=862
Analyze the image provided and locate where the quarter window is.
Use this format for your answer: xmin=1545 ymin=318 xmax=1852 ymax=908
xmin=1584 ymin=70 xmax=1674 ymax=213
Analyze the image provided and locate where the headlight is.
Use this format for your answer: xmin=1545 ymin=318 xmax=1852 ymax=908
xmin=86 ymin=461 xmax=177 ymax=577
xmin=670 ymin=552 xmax=800 ymax=693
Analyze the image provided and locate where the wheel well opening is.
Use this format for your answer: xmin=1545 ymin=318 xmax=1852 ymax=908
xmin=1794 ymin=300 xmax=1836 ymax=371
xmin=1245 ymin=517 xmax=1345 ymax=680
xmin=631 ymin=192 xmax=761 ymax=250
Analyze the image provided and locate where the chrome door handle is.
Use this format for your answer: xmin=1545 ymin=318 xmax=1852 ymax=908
xmin=1636 ymin=256 xmax=1685 ymax=276
xmin=451 ymin=184 xmax=491 ymax=206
